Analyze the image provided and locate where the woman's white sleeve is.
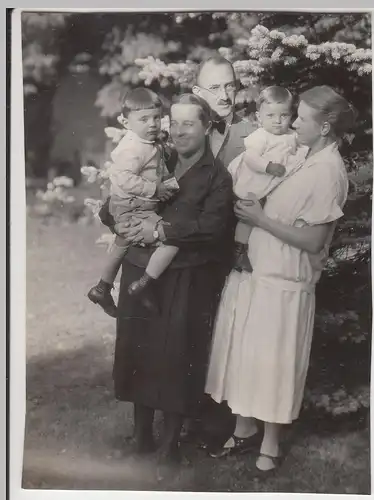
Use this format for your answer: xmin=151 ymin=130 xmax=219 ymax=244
xmin=296 ymin=167 xmax=347 ymax=226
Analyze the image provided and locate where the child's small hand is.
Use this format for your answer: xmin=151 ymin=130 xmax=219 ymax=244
xmin=266 ymin=162 xmax=286 ymax=177
xmin=156 ymin=183 xmax=175 ymax=202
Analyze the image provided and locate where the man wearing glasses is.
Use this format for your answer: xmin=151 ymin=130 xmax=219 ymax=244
xmin=192 ymin=55 xmax=255 ymax=167
xmin=180 ymin=56 xmax=255 ymax=452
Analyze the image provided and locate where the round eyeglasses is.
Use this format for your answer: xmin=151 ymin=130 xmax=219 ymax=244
xmin=200 ymin=82 xmax=237 ymax=95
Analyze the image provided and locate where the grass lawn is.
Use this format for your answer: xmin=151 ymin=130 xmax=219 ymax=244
xmin=23 ymin=205 xmax=371 ymax=493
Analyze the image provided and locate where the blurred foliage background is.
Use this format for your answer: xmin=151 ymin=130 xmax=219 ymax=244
xmin=22 ymin=11 xmax=372 ymax=425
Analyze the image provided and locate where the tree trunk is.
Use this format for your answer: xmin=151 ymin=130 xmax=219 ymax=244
xmin=24 ymin=85 xmax=56 ymax=179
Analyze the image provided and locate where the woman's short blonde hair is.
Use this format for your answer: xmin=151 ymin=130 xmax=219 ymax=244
xmin=299 ymin=85 xmax=357 ymax=137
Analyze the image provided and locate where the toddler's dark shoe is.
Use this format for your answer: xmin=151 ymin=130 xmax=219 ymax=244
xmin=88 ymin=284 xmax=117 ymax=318
xmin=233 ymin=243 xmax=253 ymax=273
xmin=128 ymin=274 xmax=159 ymax=315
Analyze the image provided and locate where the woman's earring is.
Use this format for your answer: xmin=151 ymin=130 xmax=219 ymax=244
xmin=321 ymin=122 xmax=331 ymax=137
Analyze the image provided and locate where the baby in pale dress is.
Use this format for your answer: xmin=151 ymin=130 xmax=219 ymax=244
xmin=228 ymin=86 xmax=309 ymax=272
xmin=88 ymin=88 xmax=179 ymax=317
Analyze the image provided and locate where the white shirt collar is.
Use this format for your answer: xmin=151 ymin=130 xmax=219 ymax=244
xmin=305 ymin=141 xmax=339 ymax=168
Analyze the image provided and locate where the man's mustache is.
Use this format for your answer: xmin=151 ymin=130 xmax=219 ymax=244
xmin=216 ymin=98 xmax=232 ymax=106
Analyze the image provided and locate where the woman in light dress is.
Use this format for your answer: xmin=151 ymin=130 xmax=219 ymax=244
xmin=205 ymin=85 xmax=357 ymax=471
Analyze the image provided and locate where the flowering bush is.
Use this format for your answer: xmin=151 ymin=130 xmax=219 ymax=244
xmin=135 ymin=26 xmax=371 ymax=87
xmin=22 ymin=12 xmax=72 ymax=96
xmin=134 ymin=23 xmax=372 ymax=143
xmin=31 ymin=176 xmax=76 ymax=219
xmin=35 ymin=175 xmax=75 ymax=204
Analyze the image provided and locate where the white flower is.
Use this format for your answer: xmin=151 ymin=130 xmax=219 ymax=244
xmin=42 ymin=190 xmax=58 ymax=202
xmin=81 ymin=165 xmax=100 ymax=183
xmin=99 ymin=164 xmax=111 ymax=181
xmin=282 ymin=34 xmax=308 ymax=48
xmin=306 ymin=45 xmax=318 ymax=53
xmin=248 ymin=49 xmax=261 ymax=59
xmin=358 ymin=63 xmax=372 ymax=76
xmin=53 ymin=176 xmax=74 ymax=188
xmin=237 ymin=38 xmax=250 ymax=47
xmin=259 ymin=57 xmax=272 ymax=66
xmin=99 ymin=168 xmax=111 ymax=180
xmin=84 ymin=198 xmax=103 ymax=217
xmin=306 ymin=52 xmax=321 ymax=61
xmin=252 ymin=25 xmax=270 ymax=38
xmin=36 ymin=189 xmax=45 ymax=200
xmin=105 ymin=126 xmax=126 ymax=143
xmin=269 ymin=30 xmax=285 ymax=41
xmin=218 ymin=47 xmax=233 ymax=59
xmin=271 ymin=47 xmax=284 ymax=61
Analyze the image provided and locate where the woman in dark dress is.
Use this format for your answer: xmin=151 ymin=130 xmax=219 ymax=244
xmin=105 ymin=94 xmax=234 ymax=467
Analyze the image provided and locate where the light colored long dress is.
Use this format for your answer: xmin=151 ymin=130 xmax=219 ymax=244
xmin=205 ymin=143 xmax=349 ymax=424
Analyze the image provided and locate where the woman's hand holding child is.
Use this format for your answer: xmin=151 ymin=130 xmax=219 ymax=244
xmin=156 ymin=182 xmax=176 ymax=202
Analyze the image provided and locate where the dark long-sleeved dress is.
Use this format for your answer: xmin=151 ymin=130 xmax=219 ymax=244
xmin=112 ymin=146 xmax=234 ymax=417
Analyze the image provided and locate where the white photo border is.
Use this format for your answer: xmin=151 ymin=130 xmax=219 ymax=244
xmin=9 ymin=4 xmax=374 ymax=500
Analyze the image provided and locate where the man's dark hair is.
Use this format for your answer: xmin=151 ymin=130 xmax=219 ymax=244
xmin=196 ymin=55 xmax=235 ymax=85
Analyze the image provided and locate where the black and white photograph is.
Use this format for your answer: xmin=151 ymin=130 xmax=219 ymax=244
xmin=15 ymin=8 xmax=372 ymax=494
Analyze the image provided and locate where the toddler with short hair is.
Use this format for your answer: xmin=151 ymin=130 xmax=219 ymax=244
xmin=88 ymin=88 xmax=179 ymax=317
xmin=228 ymin=85 xmax=309 ymax=272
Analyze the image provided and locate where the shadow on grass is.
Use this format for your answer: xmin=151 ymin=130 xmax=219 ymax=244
xmin=22 ymin=342 xmax=371 ymax=493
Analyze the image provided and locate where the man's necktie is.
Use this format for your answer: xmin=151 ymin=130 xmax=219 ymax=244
xmin=212 ymin=120 xmax=226 ymax=134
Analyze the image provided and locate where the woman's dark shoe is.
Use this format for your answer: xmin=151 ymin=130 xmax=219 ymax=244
xmin=128 ymin=273 xmax=159 ymax=314
xmin=208 ymin=432 xmax=262 ymax=458
xmin=88 ymin=283 xmax=117 ymax=318
xmin=180 ymin=423 xmax=210 ymax=451
xmin=180 ymin=417 xmax=203 ymax=443
xmin=233 ymin=243 xmax=253 ymax=273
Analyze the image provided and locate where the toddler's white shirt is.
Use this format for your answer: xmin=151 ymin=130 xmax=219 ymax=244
xmin=228 ymin=127 xmax=309 ymax=200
